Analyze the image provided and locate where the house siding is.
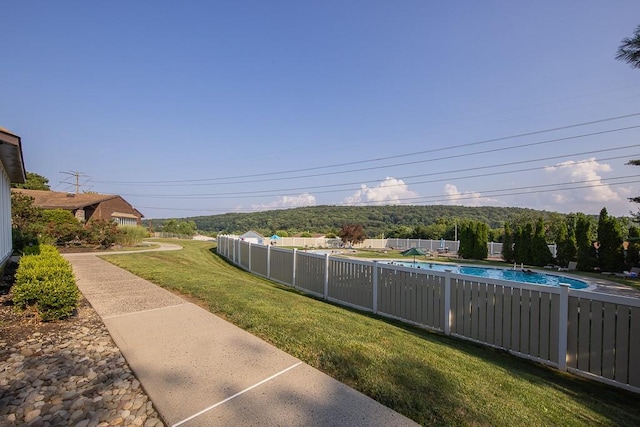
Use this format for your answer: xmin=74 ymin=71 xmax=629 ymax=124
xmin=93 ymin=197 xmax=142 ymax=226
xmin=0 ymin=165 xmax=12 ymax=267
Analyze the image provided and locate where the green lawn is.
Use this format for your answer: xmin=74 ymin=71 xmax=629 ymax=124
xmin=103 ymin=240 xmax=640 ymax=426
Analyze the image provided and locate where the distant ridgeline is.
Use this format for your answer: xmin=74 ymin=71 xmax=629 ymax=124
xmin=144 ymin=205 xmax=567 ymax=237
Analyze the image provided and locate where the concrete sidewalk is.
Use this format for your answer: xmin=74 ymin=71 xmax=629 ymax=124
xmin=65 ymin=252 xmax=418 ymax=427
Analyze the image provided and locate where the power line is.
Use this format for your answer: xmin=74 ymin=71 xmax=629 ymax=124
xmin=91 ymin=111 xmax=640 ymax=185
xmin=116 ymin=147 xmax=640 ymax=199
xmin=95 ymin=124 xmax=640 ymax=189
xmin=134 ymin=175 xmax=640 ymax=215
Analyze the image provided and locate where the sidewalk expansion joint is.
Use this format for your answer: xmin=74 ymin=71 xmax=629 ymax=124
xmin=172 ymin=361 xmax=304 ymax=427
xmin=102 ymin=303 xmax=192 ymax=320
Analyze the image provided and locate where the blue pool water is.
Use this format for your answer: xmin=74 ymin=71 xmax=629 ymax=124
xmin=389 ymin=261 xmax=588 ymax=289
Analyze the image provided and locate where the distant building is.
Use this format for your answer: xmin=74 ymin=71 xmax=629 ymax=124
xmin=12 ymin=189 xmax=144 ymax=226
xmin=0 ymin=128 xmax=26 ymax=268
xmin=240 ymin=230 xmax=264 ymax=245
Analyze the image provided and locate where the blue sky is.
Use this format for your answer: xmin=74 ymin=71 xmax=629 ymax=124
xmin=2 ymin=1 xmax=640 ymax=219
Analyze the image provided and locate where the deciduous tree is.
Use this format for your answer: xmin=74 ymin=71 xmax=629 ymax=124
xmin=338 ymin=224 xmax=366 ymax=247
xmin=162 ymin=219 xmax=197 ymax=236
xmin=11 ymin=172 xmax=50 ymax=191
xmin=11 ymin=192 xmax=43 ymax=251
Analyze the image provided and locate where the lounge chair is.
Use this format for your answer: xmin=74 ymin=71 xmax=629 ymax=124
xmin=623 ymin=267 xmax=640 ymax=278
xmin=558 ymin=261 xmax=577 ymax=272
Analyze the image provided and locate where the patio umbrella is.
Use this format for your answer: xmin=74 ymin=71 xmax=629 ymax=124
xmin=401 ymin=247 xmax=426 ymax=264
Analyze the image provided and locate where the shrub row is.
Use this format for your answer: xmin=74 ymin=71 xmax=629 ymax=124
xmin=12 ymin=244 xmax=79 ymax=321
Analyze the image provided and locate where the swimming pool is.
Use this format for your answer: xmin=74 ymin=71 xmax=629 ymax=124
xmin=388 ymin=261 xmax=588 ymax=289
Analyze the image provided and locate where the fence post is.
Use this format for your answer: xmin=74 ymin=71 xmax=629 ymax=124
xmin=248 ymin=242 xmax=252 ymax=272
xmin=558 ymin=284 xmax=570 ymax=371
xmin=372 ymin=261 xmax=379 ymax=314
xmin=324 ymin=254 xmax=329 ymax=300
xmin=267 ymin=244 xmax=271 ymax=279
xmin=444 ymin=270 xmax=452 ymax=336
xmin=292 ymin=249 xmax=297 ymax=287
xmin=232 ymin=239 xmax=237 ymax=264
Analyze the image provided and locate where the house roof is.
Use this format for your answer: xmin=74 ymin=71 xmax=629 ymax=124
xmin=241 ymin=230 xmax=264 ymax=239
xmin=12 ymin=189 xmax=131 ymax=211
xmin=0 ymin=128 xmax=26 ymax=183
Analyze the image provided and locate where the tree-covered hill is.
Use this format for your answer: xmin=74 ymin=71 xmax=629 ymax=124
xmin=147 ymin=205 xmax=559 ymax=238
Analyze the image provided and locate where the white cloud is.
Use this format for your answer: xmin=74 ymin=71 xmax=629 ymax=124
xmin=251 ymin=193 xmax=317 ymax=211
xmin=442 ymin=184 xmax=501 ymax=206
xmin=343 ymin=177 xmax=418 ymax=205
xmin=544 ymin=158 xmax=621 ymax=203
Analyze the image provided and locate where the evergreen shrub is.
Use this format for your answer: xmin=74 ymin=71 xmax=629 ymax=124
xmin=12 ymin=244 xmax=79 ymax=321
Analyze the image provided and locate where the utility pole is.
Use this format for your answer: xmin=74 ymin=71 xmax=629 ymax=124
xmin=59 ymin=171 xmax=87 ymax=194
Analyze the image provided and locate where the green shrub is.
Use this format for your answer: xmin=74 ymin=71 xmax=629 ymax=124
xmin=116 ymin=226 xmax=149 ymax=246
xmin=41 ymin=209 xmax=84 ymax=245
xmin=12 ymin=229 xmax=39 ymax=255
xmin=83 ymin=219 xmax=121 ymax=247
xmin=12 ymin=244 xmax=79 ymax=321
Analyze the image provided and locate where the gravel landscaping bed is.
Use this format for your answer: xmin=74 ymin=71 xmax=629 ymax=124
xmin=0 ymin=261 xmax=164 ymax=426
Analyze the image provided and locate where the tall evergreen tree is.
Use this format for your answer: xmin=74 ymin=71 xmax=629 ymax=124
xmin=531 ymin=218 xmax=552 ymax=266
xmin=555 ymin=218 xmax=577 ymax=267
xmin=512 ymin=225 xmax=526 ymax=264
xmin=502 ymin=222 xmax=514 ymax=262
xmin=597 ymin=208 xmax=625 ymax=272
xmin=458 ymin=220 xmax=488 ymax=260
xmin=626 ymin=226 xmax=640 ymax=269
xmin=474 ymin=221 xmax=489 ymax=260
xmin=575 ymin=214 xmax=597 ymax=271
xmin=521 ymin=223 xmax=534 ymax=265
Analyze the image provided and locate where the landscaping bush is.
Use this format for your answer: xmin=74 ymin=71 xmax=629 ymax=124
xmin=116 ymin=226 xmax=149 ymax=246
xmin=41 ymin=209 xmax=84 ymax=245
xmin=83 ymin=219 xmax=121 ymax=247
xmin=12 ymin=244 xmax=79 ymax=321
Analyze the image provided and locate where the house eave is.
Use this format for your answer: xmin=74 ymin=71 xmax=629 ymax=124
xmin=0 ymin=129 xmax=27 ymax=184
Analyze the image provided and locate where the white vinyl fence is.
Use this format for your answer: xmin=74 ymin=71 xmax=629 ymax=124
xmin=217 ymin=235 xmax=640 ymax=393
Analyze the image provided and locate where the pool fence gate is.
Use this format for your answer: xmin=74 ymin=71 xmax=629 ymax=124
xmin=217 ymin=235 xmax=640 ymax=394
